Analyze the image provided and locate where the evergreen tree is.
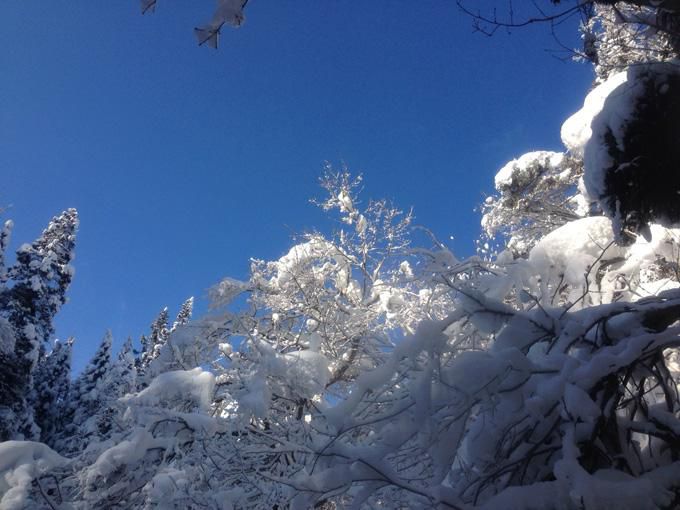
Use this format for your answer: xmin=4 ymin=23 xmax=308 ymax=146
xmin=136 ymin=333 xmax=149 ymax=368
xmin=95 ymin=337 xmax=137 ymax=439
xmin=0 ymin=220 xmax=18 ymax=438
xmin=109 ymin=336 xmax=137 ymax=398
xmin=32 ymin=338 xmax=73 ymax=447
xmin=137 ymin=307 xmax=169 ymax=387
xmin=0 ymin=208 xmax=78 ymax=440
xmin=0 ymin=219 xmax=12 ymax=288
xmin=57 ymin=331 xmax=112 ymax=453
xmin=149 ymin=307 xmax=169 ymax=359
xmin=171 ymin=296 xmax=193 ymax=332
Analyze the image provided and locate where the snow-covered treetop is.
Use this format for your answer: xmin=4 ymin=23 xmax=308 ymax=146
xmin=481 ymin=151 xmax=587 ymax=257
xmin=581 ymin=4 xmax=679 ymax=83
xmin=567 ymin=62 xmax=680 ymax=243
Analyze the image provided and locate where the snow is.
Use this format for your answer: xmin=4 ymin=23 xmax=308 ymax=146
xmin=583 ymin=73 xmax=644 ymax=202
xmin=241 ymin=340 xmax=332 ymax=409
xmin=22 ymin=324 xmax=37 ymax=342
xmin=4 ymin=91 xmax=680 ymax=508
xmin=307 ymin=331 xmax=322 ymax=351
xmin=526 ymin=215 xmax=625 ymax=305
xmin=337 ymin=190 xmax=353 ymax=213
xmin=579 ymin=62 xmax=680 ymax=238
xmin=0 ymin=441 xmax=68 ymax=510
xmin=561 ymin=70 xmax=628 ymax=158
xmin=269 ymin=238 xmax=344 ymax=289
xmin=493 ymin=151 xmax=564 ymax=189
xmin=194 ymin=0 xmax=246 ymax=47
xmin=86 ymin=429 xmax=160 ymax=486
xmin=0 ymin=317 xmax=15 ymax=354
xmin=209 ymin=277 xmax=249 ymax=308
xmin=123 ymin=368 xmax=215 ymax=411
xmin=562 ymin=383 xmax=600 ymax=423
xmin=151 ymin=323 xmax=208 ymax=372
xmin=218 ymin=342 xmax=233 ymax=356
xmin=213 ymin=0 xmax=247 ymax=28
xmin=144 ymin=468 xmax=190 ymax=506
xmin=281 ymin=350 xmax=331 ymax=397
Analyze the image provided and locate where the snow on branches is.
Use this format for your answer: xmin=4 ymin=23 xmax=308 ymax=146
xmin=141 ymin=0 xmax=249 ymax=48
xmin=6 ymin=4 xmax=680 ymax=508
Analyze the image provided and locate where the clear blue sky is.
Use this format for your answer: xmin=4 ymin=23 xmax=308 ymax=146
xmin=1 ymin=1 xmax=593 ymax=373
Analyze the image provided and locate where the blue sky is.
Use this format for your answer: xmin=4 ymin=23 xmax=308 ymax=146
xmin=1 ymin=1 xmax=593 ymax=372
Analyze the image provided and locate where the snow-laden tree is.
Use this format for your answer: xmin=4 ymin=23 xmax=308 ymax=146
xmin=581 ymin=3 xmax=680 ymax=83
xmin=0 ymin=219 xmax=12 ymax=288
xmin=154 ymin=168 xmax=452 ymax=507
xmin=206 ymin=168 xmax=443 ymax=408
xmin=269 ymin=19 xmax=680 ymax=505
xmin=7 ymin=4 xmax=680 ymax=509
xmin=107 ymin=337 xmax=138 ymax=399
xmin=137 ymin=300 xmax=195 ymax=386
xmin=6 ymin=173 xmax=680 ymax=509
xmin=0 ymin=219 xmax=20 ymax=440
xmin=0 ymin=208 xmax=78 ymax=441
xmin=137 ymin=307 xmax=170 ymax=387
xmin=280 ymin=275 xmax=680 ymax=509
xmin=171 ymin=297 xmax=194 ymax=333
xmin=576 ymin=62 xmax=680 ymax=244
xmin=480 ymin=151 xmax=589 ymax=257
xmin=38 ymin=169 xmax=456 ymax=509
xmin=92 ymin=337 xmax=139 ymax=441
xmin=32 ymin=338 xmax=73 ymax=448
xmin=56 ymin=331 xmax=112 ymax=454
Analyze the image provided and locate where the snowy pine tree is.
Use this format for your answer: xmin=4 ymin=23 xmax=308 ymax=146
xmin=0 ymin=208 xmax=78 ymax=441
xmin=57 ymin=331 xmax=112 ymax=453
xmin=149 ymin=307 xmax=169 ymax=358
xmin=171 ymin=296 xmax=193 ymax=332
xmin=0 ymin=219 xmax=12 ymax=288
xmin=94 ymin=337 xmax=138 ymax=440
xmin=108 ymin=337 xmax=137 ymax=398
xmin=32 ymin=338 xmax=73 ymax=447
xmin=0 ymin=219 xmax=18 ymax=440
xmin=137 ymin=307 xmax=169 ymax=387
